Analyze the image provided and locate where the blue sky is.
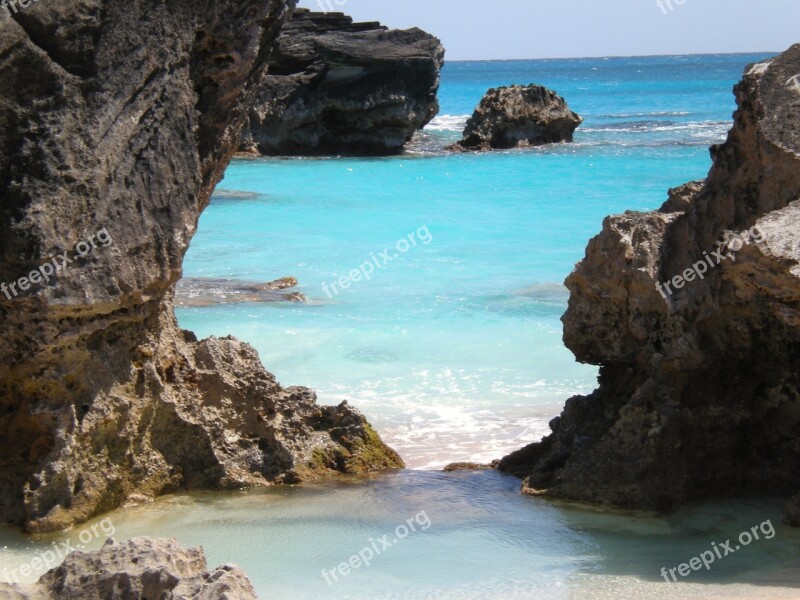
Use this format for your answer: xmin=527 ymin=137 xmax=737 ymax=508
xmin=298 ymin=0 xmax=800 ymax=60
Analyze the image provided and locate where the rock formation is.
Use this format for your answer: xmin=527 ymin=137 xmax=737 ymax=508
xmin=501 ymin=45 xmax=800 ymax=522
xmin=239 ymin=9 xmax=445 ymax=156
xmin=0 ymin=0 xmax=402 ymax=535
xmin=0 ymin=538 xmax=257 ymax=599
xmin=451 ymin=84 xmax=582 ymax=151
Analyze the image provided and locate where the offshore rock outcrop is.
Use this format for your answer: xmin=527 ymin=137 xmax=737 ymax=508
xmin=0 ymin=538 xmax=258 ymax=599
xmin=175 ymin=276 xmax=307 ymax=307
xmin=501 ymin=45 xmax=800 ymax=522
xmin=451 ymin=84 xmax=582 ymax=151
xmin=239 ymin=9 xmax=445 ymax=156
xmin=0 ymin=0 xmax=402 ymax=534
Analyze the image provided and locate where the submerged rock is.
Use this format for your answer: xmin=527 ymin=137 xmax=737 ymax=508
xmin=0 ymin=0 xmax=402 ymax=534
xmin=443 ymin=461 xmax=499 ymax=472
xmin=0 ymin=538 xmax=257 ymax=599
xmin=240 ymin=9 xmax=445 ymax=156
xmin=451 ymin=84 xmax=582 ymax=151
xmin=500 ymin=45 xmax=800 ymax=520
xmin=175 ymin=277 xmax=307 ymax=307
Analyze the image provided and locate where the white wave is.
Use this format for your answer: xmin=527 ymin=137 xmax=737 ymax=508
xmin=314 ymin=368 xmax=595 ymax=470
xmin=424 ymin=114 xmax=470 ymax=132
xmin=607 ymin=111 xmax=691 ymax=119
xmin=583 ymin=121 xmax=730 ymax=136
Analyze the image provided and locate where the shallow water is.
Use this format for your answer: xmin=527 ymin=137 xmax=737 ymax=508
xmin=2 ymin=471 xmax=799 ymax=598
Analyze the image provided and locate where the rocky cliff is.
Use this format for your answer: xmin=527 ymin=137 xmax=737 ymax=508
xmin=501 ymin=45 xmax=800 ymax=522
xmin=0 ymin=0 xmax=402 ymax=535
xmin=239 ymin=9 xmax=445 ymax=156
xmin=0 ymin=538 xmax=257 ymax=600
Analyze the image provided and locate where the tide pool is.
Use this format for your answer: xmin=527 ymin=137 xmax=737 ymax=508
xmin=2 ymin=471 xmax=799 ymax=599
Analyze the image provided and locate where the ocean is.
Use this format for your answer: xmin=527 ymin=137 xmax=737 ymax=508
xmin=177 ymin=53 xmax=768 ymax=469
xmin=4 ymin=53 xmax=800 ymax=599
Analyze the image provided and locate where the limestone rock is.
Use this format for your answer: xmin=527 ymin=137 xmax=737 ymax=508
xmin=240 ymin=9 xmax=445 ymax=156
xmin=0 ymin=538 xmax=258 ymax=600
xmin=501 ymin=44 xmax=800 ymax=519
xmin=0 ymin=0 xmax=402 ymax=535
xmin=451 ymin=85 xmax=582 ymax=151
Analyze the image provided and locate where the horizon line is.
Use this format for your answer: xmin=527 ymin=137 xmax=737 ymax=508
xmin=444 ymin=50 xmax=780 ymax=63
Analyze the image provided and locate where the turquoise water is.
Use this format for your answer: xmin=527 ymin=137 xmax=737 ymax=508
xmin=177 ymin=53 xmax=774 ymax=468
xmin=7 ymin=54 xmax=799 ymax=599
xmin=2 ymin=472 xmax=799 ymax=598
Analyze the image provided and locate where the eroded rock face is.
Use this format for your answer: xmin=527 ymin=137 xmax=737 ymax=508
xmin=239 ymin=9 xmax=445 ymax=156
xmin=451 ymin=85 xmax=582 ymax=151
xmin=0 ymin=0 xmax=402 ymax=534
xmin=0 ymin=538 xmax=258 ymax=599
xmin=501 ymin=45 xmax=800 ymax=520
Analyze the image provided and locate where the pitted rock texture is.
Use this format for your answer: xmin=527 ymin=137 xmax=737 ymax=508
xmin=0 ymin=537 xmax=258 ymax=599
xmin=451 ymin=84 xmax=582 ymax=151
xmin=501 ymin=45 xmax=800 ymax=522
xmin=239 ymin=9 xmax=445 ymax=156
xmin=0 ymin=0 xmax=402 ymax=534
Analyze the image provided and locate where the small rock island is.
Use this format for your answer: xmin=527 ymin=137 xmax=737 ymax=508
xmin=451 ymin=84 xmax=582 ymax=151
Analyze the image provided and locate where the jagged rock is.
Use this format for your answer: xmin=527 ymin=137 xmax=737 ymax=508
xmin=501 ymin=44 xmax=800 ymax=519
xmin=0 ymin=538 xmax=258 ymax=599
xmin=239 ymin=9 xmax=445 ymax=156
xmin=451 ymin=85 xmax=582 ymax=151
xmin=0 ymin=0 xmax=402 ymax=535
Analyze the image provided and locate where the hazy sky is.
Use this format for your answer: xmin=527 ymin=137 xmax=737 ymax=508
xmin=298 ymin=0 xmax=800 ymax=60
